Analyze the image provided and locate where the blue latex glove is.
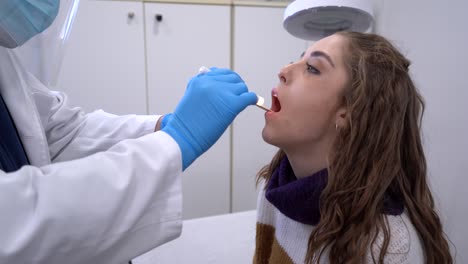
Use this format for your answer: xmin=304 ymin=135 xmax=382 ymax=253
xmin=161 ymin=113 xmax=173 ymax=130
xmin=162 ymin=68 xmax=257 ymax=170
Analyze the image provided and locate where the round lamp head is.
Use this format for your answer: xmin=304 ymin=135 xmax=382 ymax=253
xmin=284 ymin=0 xmax=374 ymax=41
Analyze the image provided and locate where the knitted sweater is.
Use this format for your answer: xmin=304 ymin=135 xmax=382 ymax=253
xmin=253 ymin=157 xmax=424 ymax=264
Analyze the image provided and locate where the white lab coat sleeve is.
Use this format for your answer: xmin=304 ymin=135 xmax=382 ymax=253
xmin=31 ymin=86 xmax=161 ymax=162
xmin=0 ymin=131 xmax=183 ymax=264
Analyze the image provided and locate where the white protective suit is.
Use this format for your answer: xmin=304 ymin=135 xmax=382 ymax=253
xmin=0 ymin=48 xmax=183 ymax=263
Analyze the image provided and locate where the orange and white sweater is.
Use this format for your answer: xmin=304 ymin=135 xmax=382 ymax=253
xmin=253 ymin=157 xmax=424 ymax=264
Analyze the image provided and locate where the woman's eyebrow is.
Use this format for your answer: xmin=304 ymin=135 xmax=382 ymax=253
xmin=310 ymin=50 xmax=335 ymax=68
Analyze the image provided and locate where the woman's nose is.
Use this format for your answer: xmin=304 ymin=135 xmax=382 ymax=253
xmin=278 ymin=63 xmax=293 ymax=84
xmin=277 ymin=71 xmax=286 ymax=84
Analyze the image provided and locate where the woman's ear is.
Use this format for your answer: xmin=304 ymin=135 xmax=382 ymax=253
xmin=335 ymin=106 xmax=348 ymax=129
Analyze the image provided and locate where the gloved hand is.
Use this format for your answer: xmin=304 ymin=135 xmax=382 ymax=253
xmin=162 ymin=68 xmax=257 ymax=170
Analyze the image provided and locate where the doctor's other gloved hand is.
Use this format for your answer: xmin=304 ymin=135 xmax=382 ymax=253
xmin=162 ymin=68 xmax=257 ymax=170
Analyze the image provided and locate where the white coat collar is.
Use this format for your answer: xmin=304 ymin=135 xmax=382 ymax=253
xmin=0 ymin=48 xmax=51 ymax=166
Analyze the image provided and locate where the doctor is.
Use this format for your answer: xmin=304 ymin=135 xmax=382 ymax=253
xmin=0 ymin=0 xmax=257 ymax=263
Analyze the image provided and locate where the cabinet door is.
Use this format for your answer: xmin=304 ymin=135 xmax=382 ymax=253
xmin=145 ymin=3 xmax=231 ymax=219
xmin=233 ymin=6 xmax=308 ymax=212
xmin=57 ymin=0 xmax=147 ymax=115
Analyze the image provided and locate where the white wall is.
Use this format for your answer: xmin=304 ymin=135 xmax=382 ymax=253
xmin=375 ymin=0 xmax=468 ymax=262
xmin=232 ymin=6 xmax=308 ymax=212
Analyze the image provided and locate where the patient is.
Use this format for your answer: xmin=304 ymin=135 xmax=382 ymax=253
xmin=254 ymin=32 xmax=452 ymax=264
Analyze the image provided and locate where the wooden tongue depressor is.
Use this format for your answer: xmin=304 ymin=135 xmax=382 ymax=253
xmin=256 ymin=95 xmax=270 ymax=111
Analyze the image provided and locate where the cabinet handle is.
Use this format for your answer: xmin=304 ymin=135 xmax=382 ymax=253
xmin=155 ymin=14 xmax=163 ymax=22
xmin=128 ymin=12 xmax=135 ymax=19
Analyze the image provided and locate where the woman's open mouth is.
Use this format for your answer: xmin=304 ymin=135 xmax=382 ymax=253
xmin=271 ymin=88 xmax=282 ymax=112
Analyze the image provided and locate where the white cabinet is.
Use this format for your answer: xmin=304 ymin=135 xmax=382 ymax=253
xmin=232 ymin=6 xmax=308 ymax=212
xmin=145 ymin=3 xmax=232 ymax=219
xmin=57 ymin=0 xmax=147 ymax=115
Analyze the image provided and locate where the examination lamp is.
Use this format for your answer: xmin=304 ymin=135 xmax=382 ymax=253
xmin=283 ymin=0 xmax=374 ymax=41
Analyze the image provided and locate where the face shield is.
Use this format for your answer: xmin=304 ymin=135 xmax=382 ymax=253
xmin=13 ymin=0 xmax=80 ymax=89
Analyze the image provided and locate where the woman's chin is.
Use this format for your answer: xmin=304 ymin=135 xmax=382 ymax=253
xmin=262 ymin=128 xmax=282 ymax=148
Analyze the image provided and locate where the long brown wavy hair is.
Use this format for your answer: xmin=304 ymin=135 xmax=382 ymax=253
xmin=257 ymin=32 xmax=452 ymax=263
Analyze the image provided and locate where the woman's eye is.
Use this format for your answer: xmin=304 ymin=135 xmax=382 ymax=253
xmin=307 ymin=63 xmax=320 ymax=74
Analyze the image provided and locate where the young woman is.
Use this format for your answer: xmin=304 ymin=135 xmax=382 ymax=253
xmin=254 ymin=32 xmax=452 ymax=264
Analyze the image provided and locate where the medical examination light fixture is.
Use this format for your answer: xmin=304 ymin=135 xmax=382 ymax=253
xmin=283 ymin=0 xmax=374 ymax=40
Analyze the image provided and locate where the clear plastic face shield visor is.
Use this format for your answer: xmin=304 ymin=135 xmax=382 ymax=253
xmin=14 ymin=0 xmax=80 ymax=89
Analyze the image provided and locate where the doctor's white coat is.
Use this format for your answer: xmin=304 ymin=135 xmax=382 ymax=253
xmin=0 ymin=49 xmax=183 ymax=264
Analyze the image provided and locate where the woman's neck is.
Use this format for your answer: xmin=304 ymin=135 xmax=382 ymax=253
xmin=283 ymin=139 xmax=332 ymax=179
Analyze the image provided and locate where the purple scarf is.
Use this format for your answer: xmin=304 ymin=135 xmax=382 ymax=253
xmin=265 ymin=156 xmax=404 ymax=225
